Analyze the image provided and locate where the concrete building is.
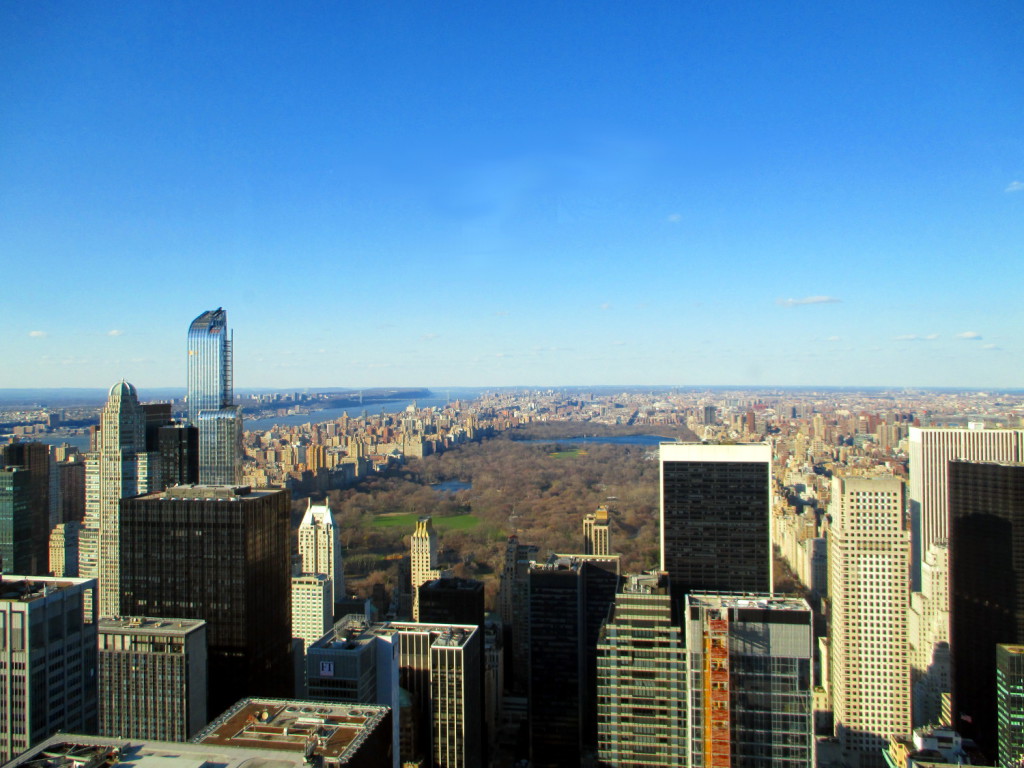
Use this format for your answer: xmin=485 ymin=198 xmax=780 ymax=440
xmin=187 ymin=308 xmax=243 ymax=485
xmin=80 ymin=381 xmax=159 ymax=617
xmin=292 ymin=573 xmax=333 ymax=653
xmin=410 ymin=516 xmax=440 ymax=621
xmin=48 ymin=520 xmax=80 ymax=577
xmin=909 ymin=539 xmax=950 ymax=728
xmin=0 ymin=467 xmax=33 ymax=574
xmin=98 ymin=616 xmax=207 ymax=741
xmin=596 ymin=572 xmax=685 ymax=767
xmin=298 ymin=498 xmax=344 ymax=610
xmin=660 ymin=442 xmax=772 ymax=597
xmin=583 ymin=505 xmax=611 ymax=556
xmin=949 ymin=460 xmax=1024 ymax=759
xmin=828 ymin=475 xmax=911 ymax=767
xmin=119 ymin=484 xmax=292 ymax=717
xmin=0 ymin=575 xmax=98 ymax=763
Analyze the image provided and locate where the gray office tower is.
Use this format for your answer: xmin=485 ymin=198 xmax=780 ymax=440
xmin=119 ymin=484 xmax=292 ymax=717
xmin=659 ymin=442 xmax=772 ymax=597
xmin=685 ymin=593 xmax=814 ymax=768
xmin=949 ymin=460 xmax=1024 ymax=760
xmin=187 ymin=308 xmax=242 ymax=485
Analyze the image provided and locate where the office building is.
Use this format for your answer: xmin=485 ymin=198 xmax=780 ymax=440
xmin=157 ymin=422 xmax=199 ymax=487
xmin=410 ymin=516 xmax=440 ymax=621
xmin=54 ymin=455 xmax=85 ymax=525
xmin=417 ymin=576 xmax=485 ymax=627
xmin=596 ymin=572 xmax=685 ymax=767
xmin=298 ymin=498 xmax=344 ymax=611
xmin=48 ymin=520 xmax=80 ymax=577
xmin=187 ymin=308 xmax=243 ymax=485
xmin=583 ymin=504 xmax=611 ymax=556
xmin=0 ymin=467 xmax=33 ymax=574
xmin=98 ymin=616 xmax=207 ymax=741
xmin=528 ymin=554 xmax=620 ymax=767
xmin=828 ymin=475 xmax=911 ymax=767
xmin=80 ymin=380 xmax=158 ymax=617
xmin=0 ymin=575 xmax=98 ymax=764
xmin=997 ymin=644 xmax=1024 ymax=768
xmin=685 ymin=593 xmax=814 ymax=768
xmin=908 ymin=426 xmax=1024 ymax=584
xmin=498 ymin=533 xmax=537 ymax=694
xmin=119 ymin=484 xmax=292 ymax=716
xmin=949 ymin=460 xmax=1024 ymax=759
xmin=292 ymin=573 xmax=333 ymax=653
xmin=1 ymin=441 xmax=50 ymax=574
xmin=659 ymin=442 xmax=772 ymax=597
xmin=909 ymin=540 xmax=951 ymax=728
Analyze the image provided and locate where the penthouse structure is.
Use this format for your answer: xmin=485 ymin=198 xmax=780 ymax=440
xmin=0 ymin=576 xmax=98 ymax=763
xmin=410 ymin=517 xmax=440 ymax=621
xmin=98 ymin=616 xmax=207 ymax=741
xmin=298 ymin=498 xmax=344 ymax=610
xmin=684 ymin=593 xmax=814 ymax=768
xmin=583 ymin=505 xmax=611 ymax=556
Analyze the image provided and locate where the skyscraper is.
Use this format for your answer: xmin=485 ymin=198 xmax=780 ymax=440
xmin=119 ymin=484 xmax=292 ymax=716
xmin=187 ymin=308 xmax=242 ymax=485
xmin=0 ymin=467 xmax=33 ymax=574
xmin=583 ymin=504 xmax=611 ymax=556
xmin=659 ymin=442 xmax=772 ymax=597
xmin=828 ymin=475 xmax=911 ymax=768
xmin=948 ymin=460 xmax=1024 ymax=759
xmin=80 ymin=381 xmax=158 ymax=617
xmin=410 ymin=516 xmax=440 ymax=621
xmin=997 ymin=644 xmax=1024 ymax=768
xmin=298 ymin=498 xmax=344 ymax=611
xmin=1 ymin=441 xmax=51 ymax=573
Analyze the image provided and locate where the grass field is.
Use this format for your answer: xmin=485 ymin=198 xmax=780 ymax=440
xmin=549 ymin=448 xmax=588 ymax=459
xmin=371 ymin=512 xmax=482 ymax=531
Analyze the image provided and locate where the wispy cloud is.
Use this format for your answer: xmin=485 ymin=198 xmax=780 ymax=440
xmin=666 ymin=213 xmax=682 ymax=223
xmin=982 ymin=343 xmax=1002 ymax=350
xmin=599 ymin=302 xmax=612 ymax=311
xmin=894 ymin=334 xmax=921 ymax=341
xmin=955 ymin=331 xmax=982 ymax=340
xmin=924 ymin=333 xmax=939 ymax=340
xmin=493 ymin=311 xmax=509 ymax=317
xmin=107 ymin=329 xmax=124 ymax=337
xmin=777 ymin=296 xmax=841 ymax=307
xmin=28 ymin=330 xmax=48 ymax=338
xmin=825 ymin=336 xmax=842 ymax=342
xmin=419 ymin=333 xmax=439 ymax=341
xmin=1006 ymin=181 xmax=1024 ymax=193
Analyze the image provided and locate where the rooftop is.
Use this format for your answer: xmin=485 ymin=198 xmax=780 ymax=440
xmin=688 ymin=592 xmax=811 ymax=612
xmin=98 ymin=616 xmax=206 ymax=637
xmin=0 ymin=576 xmax=93 ymax=603
xmin=140 ymin=485 xmax=283 ymax=501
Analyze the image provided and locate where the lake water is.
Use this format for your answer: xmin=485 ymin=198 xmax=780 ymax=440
xmin=245 ymin=396 xmax=455 ymax=431
xmin=431 ymin=480 xmax=472 ymax=494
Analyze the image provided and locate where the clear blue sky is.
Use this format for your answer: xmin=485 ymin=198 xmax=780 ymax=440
xmin=2 ymin=1 xmax=1022 ymax=389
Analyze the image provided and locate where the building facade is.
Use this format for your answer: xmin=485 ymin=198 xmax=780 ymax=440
xmin=119 ymin=484 xmax=292 ymax=717
xmin=685 ymin=593 xmax=814 ymax=768
xmin=596 ymin=572 xmax=685 ymax=767
xmin=410 ymin=517 xmax=440 ymax=621
xmin=660 ymin=442 xmax=772 ymax=597
xmin=298 ymin=498 xmax=344 ymax=610
xmin=997 ymin=644 xmax=1024 ymax=768
xmin=0 ymin=467 xmax=33 ymax=574
xmin=1 ymin=441 xmax=50 ymax=574
xmin=48 ymin=520 xmax=80 ymax=578
xmin=583 ymin=505 xmax=611 ymax=556
xmin=98 ymin=616 xmax=207 ymax=741
xmin=292 ymin=573 xmax=333 ymax=653
xmin=0 ymin=576 xmax=98 ymax=763
xmin=828 ymin=475 xmax=911 ymax=767
xmin=187 ymin=308 xmax=242 ymax=485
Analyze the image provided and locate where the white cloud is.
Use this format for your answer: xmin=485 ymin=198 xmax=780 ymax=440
xmin=666 ymin=213 xmax=682 ymax=223
xmin=28 ymin=330 xmax=48 ymax=338
xmin=982 ymin=343 xmax=1002 ymax=350
xmin=1006 ymin=181 xmax=1024 ymax=193
xmin=611 ymin=340 xmax=627 ymax=346
xmin=825 ymin=336 xmax=841 ymax=342
xmin=419 ymin=333 xmax=439 ymax=341
xmin=955 ymin=331 xmax=982 ymax=340
xmin=894 ymin=334 xmax=921 ymax=341
xmin=600 ymin=302 xmax=612 ymax=311
xmin=777 ymin=296 xmax=841 ymax=307
xmin=107 ymin=329 xmax=124 ymax=337
xmin=924 ymin=333 xmax=939 ymax=340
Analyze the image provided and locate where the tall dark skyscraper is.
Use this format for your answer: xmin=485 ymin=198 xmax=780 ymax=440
xmin=659 ymin=442 xmax=772 ymax=597
xmin=949 ymin=459 xmax=1024 ymax=759
xmin=186 ymin=308 xmax=242 ymax=485
xmin=119 ymin=484 xmax=292 ymax=716
xmin=1 ymin=440 xmax=51 ymax=574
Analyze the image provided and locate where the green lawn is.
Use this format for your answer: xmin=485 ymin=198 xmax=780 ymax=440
xmin=549 ymin=448 xmax=587 ymax=459
xmin=371 ymin=512 xmax=481 ymax=531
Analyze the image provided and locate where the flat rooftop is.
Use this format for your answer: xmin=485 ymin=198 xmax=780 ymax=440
xmin=98 ymin=617 xmax=206 ymax=636
xmin=314 ymin=615 xmax=479 ymax=650
xmin=688 ymin=592 xmax=811 ymax=612
xmin=0 ymin=576 xmax=91 ymax=603
xmin=138 ymin=485 xmax=283 ymax=501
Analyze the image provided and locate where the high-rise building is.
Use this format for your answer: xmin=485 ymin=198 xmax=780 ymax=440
xmin=997 ymin=644 xmax=1024 ymax=768
xmin=908 ymin=426 xmax=1024 ymax=583
xmin=1 ymin=441 xmax=51 ymax=573
xmin=596 ymin=572 xmax=685 ymax=767
xmin=417 ymin=577 xmax=485 ymax=627
xmin=410 ymin=516 xmax=440 ymax=621
xmin=98 ymin=616 xmax=208 ymax=741
xmin=298 ymin=498 xmax=344 ymax=611
xmin=292 ymin=573 xmax=333 ymax=653
xmin=685 ymin=592 xmax=815 ymax=768
xmin=659 ymin=442 xmax=772 ymax=598
xmin=948 ymin=460 xmax=1024 ymax=759
xmin=187 ymin=308 xmax=242 ymax=485
xmin=54 ymin=454 xmax=85 ymax=525
xmin=583 ymin=504 xmax=611 ymax=556
xmin=828 ymin=475 xmax=911 ymax=768
xmin=80 ymin=381 xmax=158 ymax=617
xmin=0 ymin=467 xmax=33 ymax=574
xmin=157 ymin=422 xmax=199 ymax=487
xmin=48 ymin=520 xmax=81 ymax=577
xmin=119 ymin=484 xmax=292 ymax=716
xmin=0 ymin=575 xmax=98 ymax=763
xmin=498 ymin=533 xmax=537 ymax=694
xmin=528 ymin=554 xmax=620 ymax=768
xmin=909 ymin=539 xmax=951 ymax=728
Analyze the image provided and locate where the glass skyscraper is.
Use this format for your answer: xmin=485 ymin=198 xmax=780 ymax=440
xmin=186 ymin=308 xmax=242 ymax=484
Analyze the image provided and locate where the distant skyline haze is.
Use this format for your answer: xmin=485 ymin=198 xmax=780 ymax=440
xmin=2 ymin=2 xmax=1021 ymax=388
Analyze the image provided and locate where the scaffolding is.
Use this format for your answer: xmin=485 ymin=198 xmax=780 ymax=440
xmin=704 ymin=613 xmax=731 ymax=768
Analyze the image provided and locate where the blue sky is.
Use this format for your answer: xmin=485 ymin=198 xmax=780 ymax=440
xmin=2 ymin=1 xmax=1022 ymax=389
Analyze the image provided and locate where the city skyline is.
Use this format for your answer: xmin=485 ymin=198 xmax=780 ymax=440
xmin=2 ymin=2 xmax=1022 ymax=390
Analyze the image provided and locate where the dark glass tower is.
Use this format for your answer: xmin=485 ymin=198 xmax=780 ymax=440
xmin=659 ymin=442 xmax=772 ymax=597
xmin=949 ymin=460 xmax=1024 ymax=760
xmin=186 ymin=308 xmax=242 ymax=485
xmin=119 ymin=484 xmax=292 ymax=717
xmin=1 ymin=441 xmax=51 ymax=574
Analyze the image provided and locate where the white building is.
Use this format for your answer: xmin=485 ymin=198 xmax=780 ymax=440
xmin=0 ymin=575 xmax=98 ymax=763
xmin=292 ymin=573 xmax=333 ymax=653
xmin=828 ymin=475 xmax=911 ymax=767
xmin=298 ymin=499 xmax=344 ymax=610
xmin=410 ymin=517 xmax=440 ymax=621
